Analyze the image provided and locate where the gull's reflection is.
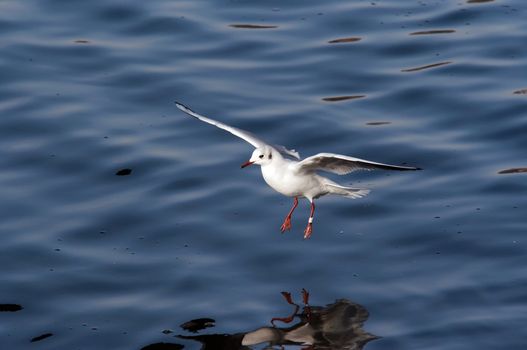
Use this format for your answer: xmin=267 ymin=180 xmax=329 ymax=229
xmin=177 ymin=290 xmax=379 ymax=350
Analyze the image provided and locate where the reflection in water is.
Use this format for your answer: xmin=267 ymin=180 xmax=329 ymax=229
xmin=0 ymin=304 xmax=23 ymax=312
xmin=328 ymin=37 xmax=362 ymax=44
xmin=498 ymin=167 xmax=527 ymax=174
xmin=409 ymin=30 xmax=456 ymax=35
xmin=229 ymin=24 xmax=278 ymax=29
xmin=181 ymin=318 xmax=216 ymax=333
xmin=322 ymin=95 xmax=365 ymax=102
xmin=30 ymin=333 xmax=53 ymax=343
xmin=401 ymin=61 xmax=452 ymax=72
xmin=171 ymin=290 xmax=378 ymax=350
xmin=366 ymin=122 xmax=391 ymax=126
xmin=141 ymin=343 xmax=184 ymax=350
xmin=115 ymin=168 xmax=132 ymax=176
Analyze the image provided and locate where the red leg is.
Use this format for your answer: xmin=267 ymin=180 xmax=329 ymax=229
xmin=303 ymin=201 xmax=315 ymax=239
xmin=280 ymin=197 xmax=298 ymax=233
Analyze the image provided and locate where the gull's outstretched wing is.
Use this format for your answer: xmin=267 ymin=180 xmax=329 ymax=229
xmin=176 ymin=102 xmax=300 ymax=159
xmin=176 ymin=102 xmax=266 ymax=148
xmin=295 ymin=152 xmax=421 ymax=175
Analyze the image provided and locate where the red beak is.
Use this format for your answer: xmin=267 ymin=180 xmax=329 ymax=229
xmin=241 ymin=160 xmax=254 ymax=168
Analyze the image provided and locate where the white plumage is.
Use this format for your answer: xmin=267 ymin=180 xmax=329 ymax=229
xmin=176 ymin=102 xmax=421 ymax=239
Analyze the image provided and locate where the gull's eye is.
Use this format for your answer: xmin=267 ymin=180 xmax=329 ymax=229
xmin=259 ymin=154 xmax=264 ymax=159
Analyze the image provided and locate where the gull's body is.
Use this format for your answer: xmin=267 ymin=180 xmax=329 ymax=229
xmin=176 ymin=102 xmax=421 ymax=238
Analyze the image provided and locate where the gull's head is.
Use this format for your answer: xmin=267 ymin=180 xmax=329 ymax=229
xmin=241 ymin=146 xmax=274 ymax=168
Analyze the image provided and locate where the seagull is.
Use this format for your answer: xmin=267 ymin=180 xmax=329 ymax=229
xmin=176 ymin=102 xmax=421 ymax=239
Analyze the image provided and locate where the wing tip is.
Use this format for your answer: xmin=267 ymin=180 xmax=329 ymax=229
xmin=174 ymin=100 xmax=190 ymax=111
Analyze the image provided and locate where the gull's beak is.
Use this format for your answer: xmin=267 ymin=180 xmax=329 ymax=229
xmin=241 ymin=160 xmax=255 ymax=168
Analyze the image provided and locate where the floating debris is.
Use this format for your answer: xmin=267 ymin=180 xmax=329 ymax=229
xmin=366 ymin=121 xmax=391 ymax=126
xmin=401 ymin=61 xmax=452 ymax=72
xmin=229 ymin=24 xmax=277 ymax=29
xmin=328 ymin=37 xmax=361 ymax=44
xmin=498 ymin=167 xmax=527 ymax=174
xmin=180 ymin=318 xmax=215 ymax=333
xmin=74 ymin=40 xmax=90 ymax=44
xmin=322 ymin=95 xmax=365 ymax=102
xmin=30 ymin=333 xmax=53 ymax=343
xmin=513 ymin=89 xmax=527 ymax=95
xmin=410 ymin=30 xmax=455 ymax=35
xmin=115 ymin=168 xmax=132 ymax=176
xmin=467 ymin=0 xmax=494 ymax=3
xmin=0 ymin=304 xmax=23 ymax=312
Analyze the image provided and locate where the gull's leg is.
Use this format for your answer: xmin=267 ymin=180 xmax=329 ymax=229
xmin=280 ymin=197 xmax=298 ymax=233
xmin=303 ymin=200 xmax=315 ymax=239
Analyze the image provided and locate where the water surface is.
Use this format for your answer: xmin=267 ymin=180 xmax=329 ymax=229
xmin=1 ymin=0 xmax=526 ymax=349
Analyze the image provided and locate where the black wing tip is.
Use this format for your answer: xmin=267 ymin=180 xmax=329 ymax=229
xmin=174 ymin=101 xmax=195 ymax=113
xmin=174 ymin=100 xmax=187 ymax=108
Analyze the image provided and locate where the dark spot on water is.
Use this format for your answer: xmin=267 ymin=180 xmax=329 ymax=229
xmin=229 ymin=24 xmax=277 ymax=29
xmin=30 ymin=333 xmax=53 ymax=342
xmin=141 ymin=342 xmax=184 ymax=350
xmin=54 ymin=248 xmax=61 ymax=252
xmin=0 ymin=304 xmax=23 ymax=312
xmin=401 ymin=61 xmax=452 ymax=72
xmin=162 ymin=329 xmax=173 ymax=334
xmin=322 ymin=95 xmax=365 ymax=102
xmin=513 ymin=89 xmax=527 ymax=95
xmin=467 ymin=0 xmax=494 ymax=3
xmin=366 ymin=121 xmax=391 ymax=126
xmin=74 ymin=40 xmax=90 ymax=44
xmin=410 ymin=29 xmax=456 ymax=35
xmin=498 ymin=167 xmax=527 ymax=174
xmin=180 ymin=318 xmax=215 ymax=333
xmin=328 ymin=37 xmax=362 ymax=44
xmin=115 ymin=168 xmax=132 ymax=176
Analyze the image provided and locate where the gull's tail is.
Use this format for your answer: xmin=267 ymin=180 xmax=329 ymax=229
xmin=325 ymin=183 xmax=370 ymax=199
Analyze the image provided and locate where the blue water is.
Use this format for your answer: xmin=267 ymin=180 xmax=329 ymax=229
xmin=1 ymin=0 xmax=527 ymax=349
